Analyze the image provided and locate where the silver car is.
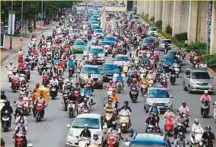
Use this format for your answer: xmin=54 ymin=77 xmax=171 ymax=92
xmin=79 ymin=65 xmax=103 ymax=89
xmin=158 ymin=39 xmax=172 ymax=51
xmin=183 ymin=68 xmax=214 ymax=93
xmin=144 ymin=87 xmax=173 ymax=112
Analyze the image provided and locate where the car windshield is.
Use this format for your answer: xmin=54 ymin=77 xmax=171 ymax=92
xmin=115 ymin=56 xmax=129 ymax=61
xmin=143 ymin=38 xmax=154 ymax=43
xmin=150 ymin=28 xmax=157 ymax=31
xmin=162 ymin=40 xmax=172 ymax=44
xmin=81 ymin=67 xmax=100 ymax=74
xmin=74 ymin=41 xmax=86 ymax=46
xmin=192 ymin=72 xmax=210 ymax=79
xmin=104 ymin=37 xmax=116 ymax=42
xmin=130 ymin=143 xmax=167 ymax=147
xmin=72 ymin=118 xmax=100 ymax=129
xmin=149 ymin=89 xmax=169 ymax=98
xmin=103 ymin=64 xmax=119 ymax=70
xmin=90 ymin=48 xmax=104 ymax=54
xmin=164 ymin=57 xmax=174 ymax=65
xmin=73 ymin=30 xmax=78 ymax=33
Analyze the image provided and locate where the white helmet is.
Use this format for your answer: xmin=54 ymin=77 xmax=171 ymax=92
xmin=204 ymin=90 xmax=208 ymax=94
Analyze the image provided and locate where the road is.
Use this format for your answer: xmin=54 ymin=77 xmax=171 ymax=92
xmin=1 ymin=18 xmax=216 ymax=147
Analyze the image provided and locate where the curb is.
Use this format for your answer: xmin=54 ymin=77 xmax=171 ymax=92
xmin=1 ymin=28 xmax=49 ymax=63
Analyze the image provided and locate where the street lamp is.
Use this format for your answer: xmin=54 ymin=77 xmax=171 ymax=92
xmin=9 ymin=0 xmax=13 ymax=49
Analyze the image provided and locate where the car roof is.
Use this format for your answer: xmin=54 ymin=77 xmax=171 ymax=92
xmin=76 ymin=113 xmax=101 ymax=119
xmin=131 ymin=133 xmax=167 ymax=145
xmin=82 ymin=64 xmax=99 ymax=68
xmin=90 ymin=46 xmax=103 ymax=49
xmin=103 ymin=63 xmax=119 ymax=66
xmin=187 ymin=68 xmax=208 ymax=72
xmin=148 ymin=87 xmax=168 ymax=91
xmin=115 ymin=54 xmax=129 ymax=57
xmin=75 ymin=39 xmax=84 ymax=42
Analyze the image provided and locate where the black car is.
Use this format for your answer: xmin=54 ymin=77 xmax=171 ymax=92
xmin=101 ymin=63 xmax=120 ymax=82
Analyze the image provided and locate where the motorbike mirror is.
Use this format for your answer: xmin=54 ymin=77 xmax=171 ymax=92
xmin=124 ymin=142 xmax=130 ymax=147
xmin=66 ymin=124 xmax=71 ymax=127
xmin=91 ymin=102 xmax=96 ymax=105
xmin=170 ymin=95 xmax=174 ymax=98
xmin=14 ymin=101 xmax=16 ymax=104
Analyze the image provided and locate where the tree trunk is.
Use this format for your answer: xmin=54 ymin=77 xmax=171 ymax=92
xmin=33 ymin=17 xmax=36 ymax=29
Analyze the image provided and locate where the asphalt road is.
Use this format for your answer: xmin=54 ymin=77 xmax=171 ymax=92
xmin=1 ymin=25 xmax=216 ymax=147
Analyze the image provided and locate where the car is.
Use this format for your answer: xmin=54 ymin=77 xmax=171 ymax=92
xmin=71 ymin=39 xmax=87 ymax=54
xmin=90 ymin=21 xmax=100 ymax=27
xmin=141 ymin=36 xmax=155 ymax=47
xmin=103 ymin=35 xmax=117 ymax=45
xmin=88 ymin=46 xmax=106 ymax=64
xmin=144 ymin=87 xmax=173 ymax=112
xmin=79 ymin=65 xmax=103 ymax=89
xmin=92 ymin=25 xmax=101 ymax=30
xmin=158 ymin=39 xmax=172 ymax=51
xmin=66 ymin=113 xmax=103 ymax=147
xmin=101 ymin=63 xmax=120 ymax=82
xmin=71 ymin=29 xmax=80 ymax=36
xmin=124 ymin=133 xmax=171 ymax=147
xmin=147 ymin=26 xmax=158 ymax=36
xmin=183 ymin=68 xmax=214 ymax=93
xmin=114 ymin=54 xmax=130 ymax=66
xmin=93 ymin=29 xmax=104 ymax=37
xmin=162 ymin=55 xmax=175 ymax=70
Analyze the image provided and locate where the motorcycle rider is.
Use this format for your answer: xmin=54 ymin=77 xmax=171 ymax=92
xmin=191 ymin=118 xmax=204 ymax=144
xmin=15 ymin=96 xmax=24 ymax=118
xmin=116 ymin=73 xmax=124 ymax=91
xmin=110 ymin=90 xmax=119 ymax=109
xmin=80 ymin=124 xmax=91 ymax=138
xmin=1 ymin=101 xmax=13 ymax=123
xmin=148 ymin=103 xmax=160 ymax=124
xmin=11 ymin=70 xmax=19 ymax=87
xmin=200 ymin=90 xmax=212 ymax=115
xmin=202 ymin=126 xmax=215 ymax=147
xmin=164 ymin=107 xmax=175 ymax=120
xmin=174 ymin=112 xmax=187 ymax=139
xmin=50 ymin=76 xmax=59 ymax=91
xmin=1 ymin=91 xmax=7 ymax=100
xmin=15 ymin=112 xmax=27 ymax=125
xmin=120 ymin=101 xmax=132 ymax=112
xmin=119 ymin=105 xmax=131 ymax=126
xmin=33 ymin=94 xmax=47 ymax=118
xmin=178 ymin=101 xmax=190 ymax=124
xmin=13 ymin=119 xmax=27 ymax=147
xmin=145 ymin=113 xmax=159 ymax=132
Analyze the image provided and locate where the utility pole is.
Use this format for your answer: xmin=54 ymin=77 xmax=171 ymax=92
xmin=9 ymin=0 xmax=13 ymax=49
xmin=20 ymin=0 xmax=23 ymax=41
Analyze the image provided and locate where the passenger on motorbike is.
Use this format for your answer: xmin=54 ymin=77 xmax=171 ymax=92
xmin=13 ymin=119 xmax=27 ymax=147
xmin=145 ymin=113 xmax=159 ymax=132
xmin=119 ymin=105 xmax=131 ymax=126
xmin=164 ymin=107 xmax=175 ymax=120
xmin=50 ymin=76 xmax=59 ymax=90
xmin=200 ymin=90 xmax=212 ymax=115
xmin=116 ymin=73 xmax=124 ymax=90
xmin=191 ymin=118 xmax=204 ymax=144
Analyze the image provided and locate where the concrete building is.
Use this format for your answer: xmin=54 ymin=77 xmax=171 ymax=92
xmin=136 ymin=1 xmax=216 ymax=54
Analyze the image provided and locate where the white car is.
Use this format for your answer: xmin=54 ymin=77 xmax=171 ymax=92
xmin=147 ymin=27 xmax=158 ymax=36
xmin=114 ymin=55 xmax=130 ymax=66
xmin=93 ymin=29 xmax=104 ymax=37
xmin=66 ymin=113 xmax=103 ymax=147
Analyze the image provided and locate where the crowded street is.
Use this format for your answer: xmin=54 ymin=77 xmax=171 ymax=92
xmin=1 ymin=1 xmax=216 ymax=147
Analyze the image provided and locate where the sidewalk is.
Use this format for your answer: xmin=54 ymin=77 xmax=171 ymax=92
xmin=0 ymin=21 xmax=51 ymax=62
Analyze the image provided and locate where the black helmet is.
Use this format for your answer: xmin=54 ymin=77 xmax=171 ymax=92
xmin=124 ymin=101 xmax=129 ymax=105
xmin=1 ymin=91 xmax=5 ymax=94
xmin=205 ymin=126 xmax=211 ymax=131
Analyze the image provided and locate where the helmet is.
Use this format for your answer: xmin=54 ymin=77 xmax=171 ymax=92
xmin=194 ymin=118 xmax=199 ymax=123
xmin=204 ymin=90 xmax=208 ymax=94
xmin=84 ymin=124 xmax=88 ymax=129
xmin=109 ymin=80 xmax=112 ymax=83
xmin=124 ymin=101 xmax=129 ymax=105
xmin=182 ymin=101 xmax=186 ymax=104
xmin=1 ymin=91 xmax=5 ymax=94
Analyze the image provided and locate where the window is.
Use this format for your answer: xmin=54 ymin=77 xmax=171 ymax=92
xmin=149 ymin=89 xmax=169 ymax=98
xmin=192 ymin=72 xmax=210 ymax=79
xmin=72 ymin=118 xmax=100 ymax=129
xmin=81 ymin=67 xmax=100 ymax=74
xmin=74 ymin=41 xmax=86 ymax=46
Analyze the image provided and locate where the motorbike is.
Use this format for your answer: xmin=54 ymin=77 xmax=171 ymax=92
xmin=145 ymin=124 xmax=160 ymax=133
xmin=19 ymin=86 xmax=26 ymax=95
xmin=190 ymin=131 xmax=203 ymax=146
xmin=173 ymin=64 xmax=180 ymax=78
xmin=161 ymin=79 xmax=167 ymax=88
xmin=130 ymin=87 xmax=138 ymax=103
xmin=174 ymin=131 xmax=187 ymax=147
xmin=24 ymin=69 xmax=30 ymax=82
xmin=164 ymin=118 xmax=174 ymax=136
xmin=74 ymin=89 xmax=80 ymax=100
xmin=23 ymin=100 xmax=31 ymax=115
xmin=1 ymin=110 xmax=11 ymax=132
xmin=104 ymin=110 xmax=116 ymax=129
xmin=107 ymin=87 xmax=114 ymax=97
xmin=119 ymin=114 xmax=130 ymax=133
xmin=116 ymin=81 xmax=123 ymax=93
xmin=15 ymin=133 xmax=27 ymax=147
xmin=201 ymin=101 xmax=210 ymax=118
xmin=8 ymin=70 xmax=13 ymax=82
xmin=42 ymin=75 xmax=49 ymax=86
xmin=213 ymin=102 xmax=216 ymax=122
xmin=50 ymin=85 xmax=57 ymax=99
xmin=68 ymin=100 xmax=77 ymax=118
xmin=35 ymin=104 xmax=44 ymax=122
xmin=140 ymin=82 xmax=148 ymax=95
xmin=68 ymin=66 xmax=74 ymax=77
xmin=170 ymin=73 xmax=176 ymax=85
xmin=78 ymin=137 xmax=91 ymax=147
xmin=37 ymin=63 xmax=43 ymax=75
xmin=12 ymin=79 xmax=19 ymax=92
